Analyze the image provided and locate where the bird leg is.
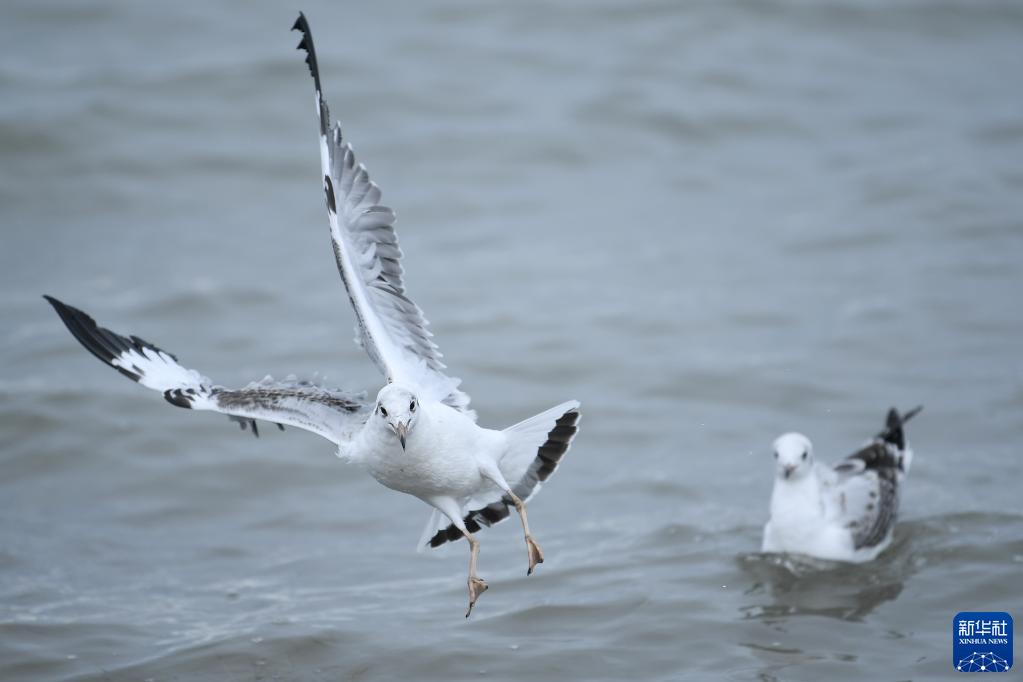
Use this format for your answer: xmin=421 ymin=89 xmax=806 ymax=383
xmin=507 ymin=492 xmax=544 ymax=575
xmin=463 ymin=530 xmax=487 ymax=618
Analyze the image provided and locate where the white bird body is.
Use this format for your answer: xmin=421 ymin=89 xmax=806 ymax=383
xmin=763 ymin=463 xmax=859 ymax=561
xmin=355 ymin=397 xmax=499 ymax=500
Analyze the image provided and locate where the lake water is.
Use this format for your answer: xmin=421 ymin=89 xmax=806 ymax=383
xmin=2 ymin=1 xmax=1022 ymax=680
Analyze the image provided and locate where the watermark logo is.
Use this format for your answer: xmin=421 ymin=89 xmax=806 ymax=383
xmin=953 ymin=612 xmax=1013 ymax=672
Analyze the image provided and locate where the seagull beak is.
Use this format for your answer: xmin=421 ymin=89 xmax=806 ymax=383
xmin=394 ymin=421 xmax=408 ymax=451
xmin=783 ymin=465 xmax=796 ymax=479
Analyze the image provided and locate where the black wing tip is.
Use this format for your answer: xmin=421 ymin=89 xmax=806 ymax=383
xmin=44 ymin=294 xmax=122 ymax=366
xmin=324 ymin=175 xmax=337 ymax=214
xmin=901 ymin=405 xmax=923 ymax=423
xmin=43 ymin=294 xmax=86 ymax=333
xmin=42 ymin=294 xmax=78 ymax=331
xmin=886 ymin=404 xmax=923 ymax=425
xmin=43 ymin=295 xmax=180 ymax=385
xmin=291 ymin=12 xmax=322 ymax=93
xmin=878 ymin=404 xmax=923 ymax=449
xmin=43 ymin=293 xmax=83 ymax=320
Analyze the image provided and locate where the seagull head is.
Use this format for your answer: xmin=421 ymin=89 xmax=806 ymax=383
xmin=772 ymin=432 xmax=813 ymax=481
xmin=374 ymin=384 xmax=420 ymax=451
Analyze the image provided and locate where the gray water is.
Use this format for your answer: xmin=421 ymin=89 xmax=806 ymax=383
xmin=2 ymin=1 xmax=1022 ymax=680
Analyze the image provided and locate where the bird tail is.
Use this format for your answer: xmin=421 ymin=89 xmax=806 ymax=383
xmin=877 ymin=405 xmax=922 ymax=475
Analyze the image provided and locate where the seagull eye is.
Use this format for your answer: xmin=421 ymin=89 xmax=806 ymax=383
xmin=379 ymin=405 xmax=388 ymax=417
xmin=410 ymin=400 xmax=416 ymax=412
xmin=773 ymin=451 xmax=779 ymax=459
xmin=801 ymin=451 xmax=808 ymax=461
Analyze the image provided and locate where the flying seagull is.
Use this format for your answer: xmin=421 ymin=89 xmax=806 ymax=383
xmin=43 ymin=12 xmax=580 ymax=617
xmin=761 ymin=406 xmax=921 ymax=563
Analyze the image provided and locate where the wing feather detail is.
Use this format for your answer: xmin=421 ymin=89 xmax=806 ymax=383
xmin=293 ymin=13 xmax=473 ymax=418
xmin=45 ymin=296 xmax=368 ymax=445
xmin=826 ymin=442 xmax=901 ymax=550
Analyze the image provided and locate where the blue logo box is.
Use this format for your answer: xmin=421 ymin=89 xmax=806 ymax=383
xmin=954 ymin=612 xmax=1013 ymax=672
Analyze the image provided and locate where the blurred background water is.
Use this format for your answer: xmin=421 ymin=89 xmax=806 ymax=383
xmin=1 ymin=1 xmax=1021 ymax=680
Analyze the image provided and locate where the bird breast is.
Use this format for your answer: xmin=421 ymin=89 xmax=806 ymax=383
xmin=362 ymin=415 xmax=489 ymax=498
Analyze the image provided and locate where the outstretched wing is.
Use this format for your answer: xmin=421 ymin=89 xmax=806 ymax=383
xmin=45 ymin=296 xmax=369 ymax=445
xmin=291 ymin=13 xmax=474 ymax=419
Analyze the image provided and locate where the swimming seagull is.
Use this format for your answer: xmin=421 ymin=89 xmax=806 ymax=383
xmin=761 ymin=406 xmax=921 ymax=563
xmin=42 ymin=12 xmax=580 ymax=618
